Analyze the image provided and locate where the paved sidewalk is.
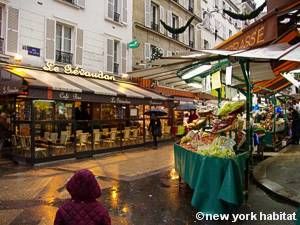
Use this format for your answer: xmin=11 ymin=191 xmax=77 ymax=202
xmin=253 ymin=144 xmax=300 ymax=205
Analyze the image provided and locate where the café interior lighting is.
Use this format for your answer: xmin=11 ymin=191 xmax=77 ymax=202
xmin=181 ymin=64 xmax=212 ymax=80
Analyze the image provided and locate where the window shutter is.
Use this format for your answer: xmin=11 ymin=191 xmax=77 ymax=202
xmin=179 ymin=17 xmax=183 ymax=43
xmin=122 ymin=0 xmax=128 ymax=24
xmin=185 ymin=0 xmax=189 ymax=9
xmin=144 ymin=0 xmax=151 ymax=28
xmin=106 ymin=0 xmax=114 ymax=20
xmin=45 ymin=18 xmax=55 ymax=61
xmin=121 ymin=42 xmax=127 ymax=73
xmin=6 ymin=7 xmax=19 ymax=54
xmin=144 ymin=43 xmax=151 ymax=62
xmin=167 ymin=10 xmax=172 ymax=37
xmin=159 ymin=6 xmax=164 ymax=34
xmin=75 ymin=28 xmax=83 ymax=66
xmin=106 ymin=39 xmax=114 ymax=73
xmin=77 ymin=0 xmax=85 ymax=8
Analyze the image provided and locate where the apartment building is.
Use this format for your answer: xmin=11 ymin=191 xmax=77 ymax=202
xmin=132 ymin=0 xmax=202 ymax=69
xmin=0 ymin=0 xmax=132 ymax=74
xmin=200 ymin=0 xmax=241 ymax=49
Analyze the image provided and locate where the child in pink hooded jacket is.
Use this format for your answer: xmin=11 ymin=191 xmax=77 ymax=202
xmin=54 ymin=169 xmax=111 ymax=225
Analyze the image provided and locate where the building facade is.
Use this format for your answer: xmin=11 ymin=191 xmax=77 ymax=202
xmin=0 ymin=0 xmax=132 ymax=74
xmin=200 ymin=0 xmax=241 ymax=49
xmin=132 ymin=0 xmax=202 ymax=69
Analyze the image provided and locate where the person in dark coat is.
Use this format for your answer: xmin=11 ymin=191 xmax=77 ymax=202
xmin=0 ymin=112 xmax=9 ymax=151
xmin=54 ymin=169 xmax=111 ymax=225
xmin=289 ymin=108 xmax=300 ymax=145
xmin=188 ymin=110 xmax=198 ymax=123
xmin=149 ymin=114 xmax=161 ymax=149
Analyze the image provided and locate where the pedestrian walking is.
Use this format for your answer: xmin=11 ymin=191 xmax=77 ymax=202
xmin=289 ymin=107 xmax=300 ymax=145
xmin=149 ymin=114 xmax=162 ymax=149
xmin=54 ymin=169 xmax=111 ymax=225
xmin=0 ymin=112 xmax=9 ymax=151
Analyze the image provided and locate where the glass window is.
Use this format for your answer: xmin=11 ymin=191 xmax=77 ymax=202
xmin=33 ymin=100 xmax=55 ymax=121
xmin=101 ymin=104 xmax=117 ymax=120
xmin=56 ymin=24 xmax=62 ymax=51
xmin=16 ymin=99 xmax=31 ymax=121
xmin=55 ymin=102 xmax=73 ymax=120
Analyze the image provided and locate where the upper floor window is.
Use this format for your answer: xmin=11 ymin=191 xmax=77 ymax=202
xmin=113 ymin=40 xmax=120 ymax=74
xmin=215 ymin=0 xmax=219 ymax=9
xmin=188 ymin=0 xmax=194 ymax=13
xmin=106 ymin=38 xmax=127 ymax=74
xmin=222 ymin=1 xmax=226 ymax=15
xmin=151 ymin=2 xmax=159 ymax=32
xmin=189 ymin=25 xmax=194 ymax=48
xmin=172 ymin=14 xmax=179 ymax=40
xmin=58 ymin=0 xmax=86 ymax=8
xmin=56 ymin=23 xmax=73 ymax=64
xmin=106 ymin=0 xmax=127 ymax=24
xmin=229 ymin=29 xmax=232 ymax=37
xmin=204 ymin=39 xmax=209 ymax=49
xmin=0 ymin=6 xmax=4 ymax=53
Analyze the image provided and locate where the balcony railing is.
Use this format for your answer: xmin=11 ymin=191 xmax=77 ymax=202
xmin=151 ymin=22 xmax=159 ymax=32
xmin=189 ymin=40 xmax=194 ymax=48
xmin=188 ymin=6 xmax=194 ymax=13
xmin=0 ymin=38 xmax=4 ymax=54
xmin=56 ymin=50 xmax=73 ymax=64
xmin=114 ymin=12 xmax=120 ymax=22
xmin=113 ymin=62 xmax=119 ymax=74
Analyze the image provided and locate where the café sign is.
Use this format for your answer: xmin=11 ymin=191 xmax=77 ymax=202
xmin=43 ymin=62 xmax=115 ymax=81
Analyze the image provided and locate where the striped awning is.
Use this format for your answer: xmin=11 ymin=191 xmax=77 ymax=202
xmin=4 ymin=67 xmax=167 ymax=101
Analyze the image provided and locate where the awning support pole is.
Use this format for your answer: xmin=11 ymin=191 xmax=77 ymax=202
xmin=240 ymin=59 xmax=253 ymax=155
xmin=239 ymin=59 xmax=252 ymax=202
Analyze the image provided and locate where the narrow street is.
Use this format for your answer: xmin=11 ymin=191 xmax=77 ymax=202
xmin=0 ymin=143 xmax=296 ymax=225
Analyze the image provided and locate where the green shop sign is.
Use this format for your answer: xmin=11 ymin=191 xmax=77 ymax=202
xmin=128 ymin=39 xmax=140 ymax=49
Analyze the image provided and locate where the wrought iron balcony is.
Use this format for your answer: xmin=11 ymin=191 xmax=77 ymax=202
xmin=189 ymin=40 xmax=194 ymax=48
xmin=188 ymin=6 xmax=194 ymax=13
xmin=113 ymin=62 xmax=119 ymax=74
xmin=151 ymin=22 xmax=159 ymax=32
xmin=56 ymin=50 xmax=73 ymax=64
xmin=114 ymin=12 xmax=120 ymax=22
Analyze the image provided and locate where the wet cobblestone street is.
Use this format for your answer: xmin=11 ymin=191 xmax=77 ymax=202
xmin=0 ymin=144 xmax=297 ymax=225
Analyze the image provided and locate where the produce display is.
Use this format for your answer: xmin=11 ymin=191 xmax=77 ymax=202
xmin=186 ymin=118 xmax=206 ymax=129
xmin=178 ymin=101 xmax=249 ymax=158
xmin=197 ymin=136 xmax=236 ymax=158
xmin=211 ymin=115 xmax=236 ymax=133
xmin=217 ymin=101 xmax=245 ymax=117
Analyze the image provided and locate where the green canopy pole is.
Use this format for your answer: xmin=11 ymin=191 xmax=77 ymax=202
xmin=217 ymin=88 xmax=222 ymax=108
xmin=239 ymin=59 xmax=253 ymax=202
xmin=240 ymin=60 xmax=253 ymax=155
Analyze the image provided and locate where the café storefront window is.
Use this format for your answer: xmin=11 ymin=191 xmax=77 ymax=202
xmin=3 ymin=65 xmax=172 ymax=164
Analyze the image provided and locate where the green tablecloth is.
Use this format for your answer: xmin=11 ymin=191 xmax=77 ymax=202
xmin=174 ymin=144 xmax=249 ymax=214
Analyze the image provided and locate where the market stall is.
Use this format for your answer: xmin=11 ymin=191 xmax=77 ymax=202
xmin=174 ymin=144 xmax=248 ymax=214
